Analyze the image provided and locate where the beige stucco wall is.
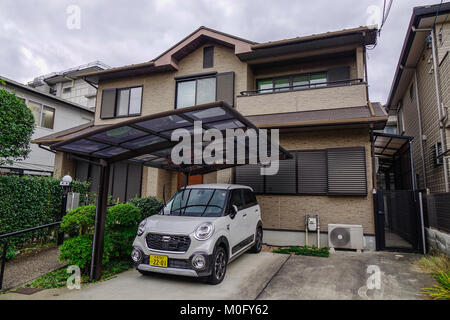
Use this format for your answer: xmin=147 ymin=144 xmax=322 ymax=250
xmin=53 ymin=151 xmax=75 ymax=179
xmin=236 ymin=84 xmax=367 ymax=116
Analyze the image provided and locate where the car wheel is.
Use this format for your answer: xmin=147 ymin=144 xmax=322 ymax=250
xmin=138 ymin=269 xmax=153 ymax=276
xmin=207 ymin=246 xmax=227 ymax=285
xmin=249 ymin=227 xmax=263 ymax=253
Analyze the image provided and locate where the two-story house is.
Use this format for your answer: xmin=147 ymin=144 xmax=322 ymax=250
xmin=28 ymin=61 xmax=110 ymax=110
xmin=35 ymin=26 xmax=387 ymax=249
xmin=0 ymin=76 xmax=94 ymax=175
xmin=386 ymin=2 xmax=450 ymax=193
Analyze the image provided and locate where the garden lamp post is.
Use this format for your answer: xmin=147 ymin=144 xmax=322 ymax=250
xmin=58 ymin=175 xmax=72 ymax=245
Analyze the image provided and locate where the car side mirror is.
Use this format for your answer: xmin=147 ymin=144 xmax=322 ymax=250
xmin=230 ymin=205 xmax=238 ymax=219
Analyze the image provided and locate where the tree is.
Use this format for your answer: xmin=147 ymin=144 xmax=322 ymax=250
xmin=0 ymin=80 xmax=35 ymax=166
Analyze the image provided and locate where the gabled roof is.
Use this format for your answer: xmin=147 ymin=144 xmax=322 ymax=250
xmin=78 ymin=25 xmax=378 ymax=84
xmin=1 ymin=75 xmax=94 ymax=114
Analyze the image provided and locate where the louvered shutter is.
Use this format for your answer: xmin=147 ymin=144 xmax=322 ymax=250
xmin=235 ymin=164 xmax=264 ymax=193
xmin=265 ymin=158 xmax=296 ymax=194
xmin=100 ymin=89 xmax=116 ymax=118
xmin=216 ymin=72 xmax=235 ymax=107
xmin=327 ymin=148 xmax=367 ymax=195
xmin=297 ymin=150 xmax=327 ymax=194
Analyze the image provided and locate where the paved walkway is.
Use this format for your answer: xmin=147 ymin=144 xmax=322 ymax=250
xmin=1 ymin=246 xmax=66 ymax=291
xmin=0 ymin=251 xmax=434 ymax=300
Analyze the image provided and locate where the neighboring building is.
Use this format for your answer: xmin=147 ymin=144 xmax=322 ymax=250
xmin=36 ymin=26 xmax=388 ymax=249
xmin=386 ymin=3 xmax=450 ymax=193
xmin=28 ymin=61 xmax=110 ymax=110
xmin=0 ymin=76 xmax=94 ymax=175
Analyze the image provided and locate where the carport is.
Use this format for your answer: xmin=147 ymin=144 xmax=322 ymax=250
xmin=46 ymin=101 xmax=292 ymax=280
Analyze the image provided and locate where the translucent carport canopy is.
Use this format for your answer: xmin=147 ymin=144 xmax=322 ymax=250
xmin=50 ymin=101 xmax=292 ymax=175
xmin=373 ymin=132 xmax=413 ymax=170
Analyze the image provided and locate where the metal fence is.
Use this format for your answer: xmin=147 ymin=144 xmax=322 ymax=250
xmin=423 ymin=192 xmax=450 ymax=233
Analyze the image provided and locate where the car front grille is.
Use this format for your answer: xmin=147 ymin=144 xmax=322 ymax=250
xmin=145 ymin=233 xmax=191 ymax=252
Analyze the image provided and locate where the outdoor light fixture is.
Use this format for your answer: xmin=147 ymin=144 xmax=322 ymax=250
xmin=60 ymin=175 xmax=73 ymax=187
xmin=193 ymin=222 xmax=214 ymax=241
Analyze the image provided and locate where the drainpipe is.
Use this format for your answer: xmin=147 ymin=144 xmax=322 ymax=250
xmin=412 ymin=26 xmax=449 ymax=192
xmin=430 ymin=28 xmax=449 ymax=192
xmin=413 ymin=70 xmax=428 ymax=188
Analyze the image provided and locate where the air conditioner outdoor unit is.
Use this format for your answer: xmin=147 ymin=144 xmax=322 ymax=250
xmin=328 ymin=224 xmax=364 ymax=252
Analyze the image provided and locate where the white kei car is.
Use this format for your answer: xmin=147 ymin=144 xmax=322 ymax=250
xmin=131 ymin=184 xmax=263 ymax=284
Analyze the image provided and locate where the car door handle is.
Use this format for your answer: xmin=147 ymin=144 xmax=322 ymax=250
xmin=243 ymin=213 xmax=247 ymax=217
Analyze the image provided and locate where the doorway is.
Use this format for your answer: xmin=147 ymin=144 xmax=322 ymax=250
xmin=177 ymin=172 xmax=203 ymax=189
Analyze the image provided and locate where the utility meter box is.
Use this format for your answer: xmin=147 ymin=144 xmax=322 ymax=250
xmin=307 ymin=217 xmax=317 ymax=231
xmin=66 ymin=192 xmax=80 ymax=212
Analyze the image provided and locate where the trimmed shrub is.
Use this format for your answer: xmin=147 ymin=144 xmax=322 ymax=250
xmin=60 ymin=205 xmax=96 ymax=235
xmin=106 ymin=203 xmax=141 ymax=229
xmin=128 ymin=196 xmax=163 ymax=219
xmin=58 ymin=233 xmax=113 ymax=272
xmin=106 ymin=203 xmax=141 ymax=259
xmin=0 ymin=175 xmax=90 ymax=256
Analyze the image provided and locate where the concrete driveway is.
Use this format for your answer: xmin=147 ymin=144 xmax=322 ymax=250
xmin=0 ymin=251 xmax=434 ymax=300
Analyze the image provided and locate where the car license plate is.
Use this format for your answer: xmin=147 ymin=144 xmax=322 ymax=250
xmin=149 ymin=255 xmax=168 ymax=267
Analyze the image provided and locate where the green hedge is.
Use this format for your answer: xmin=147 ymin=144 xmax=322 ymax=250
xmin=0 ymin=175 xmax=90 ymax=256
xmin=128 ymin=196 xmax=163 ymax=219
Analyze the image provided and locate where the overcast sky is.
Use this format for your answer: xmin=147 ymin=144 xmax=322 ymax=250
xmin=0 ymin=0 xmax=444 ymax=104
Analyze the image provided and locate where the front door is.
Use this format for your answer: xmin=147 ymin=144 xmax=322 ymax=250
xmin=177 ymin=173 xmax=203 ymax=189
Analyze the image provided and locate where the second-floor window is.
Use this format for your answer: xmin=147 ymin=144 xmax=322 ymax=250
xmin=176 ymin=76 xmax=216 ymax=109
xmin=256 ymin=72 xmax=327 ymax=93
xmin=100 ymin=86 xmax=142 ymax=119
xmin=27 ymin=100 xmax=55 ymax=129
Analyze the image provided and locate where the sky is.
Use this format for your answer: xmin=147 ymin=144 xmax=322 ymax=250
xmin=0 ymin=0 xmax=445 ymax=104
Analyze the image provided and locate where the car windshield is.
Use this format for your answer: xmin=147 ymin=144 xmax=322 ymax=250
xmin=161 ymin=188 xmax=228 ymax=217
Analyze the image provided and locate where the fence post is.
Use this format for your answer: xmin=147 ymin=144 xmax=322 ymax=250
xmin=418 ymin=192 xmax=427 ymax=254
xmin=0 ymin=240 xmax=8 ymax=291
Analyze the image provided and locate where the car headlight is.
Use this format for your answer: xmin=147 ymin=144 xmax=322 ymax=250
xmin=193 ymin=222 xmax=215 ymax=241
xmin=137 ymin=219 xmax=147 ymax=236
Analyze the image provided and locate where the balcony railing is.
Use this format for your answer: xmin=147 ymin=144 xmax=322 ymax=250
xmin=239 ymin=78 xmax=364 ymax=96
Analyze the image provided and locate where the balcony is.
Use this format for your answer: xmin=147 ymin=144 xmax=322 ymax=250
xmin=236 ymin=79 xmax=368 ymax=116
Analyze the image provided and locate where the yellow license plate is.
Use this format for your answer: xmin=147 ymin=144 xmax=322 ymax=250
xmin=149 ymin=255 xmax=168 ymax=267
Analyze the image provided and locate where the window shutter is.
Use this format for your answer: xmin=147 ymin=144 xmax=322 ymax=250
xmin=235 ymin=164 xmax=264 ymax=193
xmin=100 ymin=89 xmax=116 ymax=118
xmin=203 ymin=46 xmax=214 ymax=68
xmin=297 ymin=150 xmax=327 ymax=194
xmin=327 ymin=66 xmax=350 ymax=84
xmin=112 ymin=162 xmax=128 ymax=202
xmin=327 ymin=148 xmax=367 ymax=195
xmin=216 ymin=72 xmax=235 ymax=107
xmin=75 ymin=160 xmax=89 ymax=182
xmin=126 ymin=164 xmax=142 ymax=201
xmin=265 ymin=158 xmax=296 ymax=194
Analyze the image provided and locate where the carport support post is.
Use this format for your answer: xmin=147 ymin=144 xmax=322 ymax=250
xmin=90 ymin=160 xmax=110 ymax=281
